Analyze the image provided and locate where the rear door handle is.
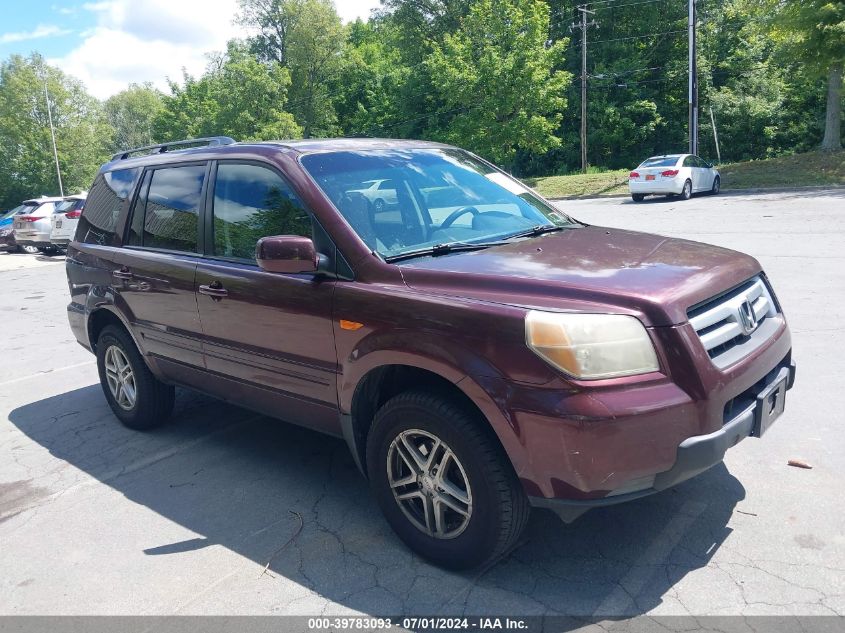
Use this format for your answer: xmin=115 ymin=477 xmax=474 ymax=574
xmin=113 ymin=267 xmax=133 ymax=280
xmin=198 ymin=282 xmax=228 ymax=299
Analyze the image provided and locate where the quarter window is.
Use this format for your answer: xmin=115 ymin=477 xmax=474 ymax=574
xmin=128 ymin=164 xmax=205 ymax=252
xmin=212 ymin=163 xmax=311 ymax=260
xmin=77 ymin=168 xmax=140 ymax=245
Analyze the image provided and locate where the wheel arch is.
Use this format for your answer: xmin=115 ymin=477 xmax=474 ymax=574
xmin=342 ymin=362 xmax=524 ymax=482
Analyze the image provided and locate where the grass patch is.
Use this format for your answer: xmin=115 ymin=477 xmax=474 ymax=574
xmin=524 ymin=170 xmax=630 ymax=199
xmin=526 ymin=150 xmax=845 ymax=199
xmin=719 ymin=150 xmax=845 ymax=189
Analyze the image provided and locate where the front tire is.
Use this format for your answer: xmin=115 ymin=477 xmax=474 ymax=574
xmin=631 ymin=194 xmax=645 ymax=202
xmin=366 ymin=391 xmax=529 ymax=570
xmin=96 ymin=325 xmax=174 ymax=430
xmin=680 ymin=179 xmax=692 ymax=200
xmin=18 ymin=244 xmax=39 ymax=254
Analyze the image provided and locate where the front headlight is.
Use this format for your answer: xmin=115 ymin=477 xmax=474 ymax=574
xmin=525 ymin=311 xmax=659 ymax=379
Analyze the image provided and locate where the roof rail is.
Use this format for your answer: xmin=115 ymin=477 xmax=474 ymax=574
xmin=111 ymin=136 xmax=237 ymax=161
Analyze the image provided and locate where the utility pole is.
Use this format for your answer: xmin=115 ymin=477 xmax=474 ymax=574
xmin=709 ymin=105 xmax=721 ymax=164
xmin=572 ymin=4 xmax=597 ymax=174
xmin=44 ymin=82 xmax=63 ymax=196
xmin=688 ymin=0 xmax=698 ymax=156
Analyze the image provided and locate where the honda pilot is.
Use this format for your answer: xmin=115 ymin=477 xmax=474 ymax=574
xmin=66 ymin=137 xmax=795 ymax=569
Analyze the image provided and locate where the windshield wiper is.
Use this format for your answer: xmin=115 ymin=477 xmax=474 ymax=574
xmin=384 ymin=240 xmax=510 ymax=263
xmin=502 ymin=224 xmax=567 ymax=240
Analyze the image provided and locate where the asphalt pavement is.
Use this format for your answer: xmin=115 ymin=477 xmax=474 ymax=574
xmin=0 ymin=189 xmax=843 ymax=617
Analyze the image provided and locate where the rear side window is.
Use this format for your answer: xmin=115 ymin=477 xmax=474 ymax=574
xmin=78 ymin=168 xmax=140 ymax=245
xmin=128 ymin=164 xmax=205 ymax=252
xmin=212 ymin=163 xmax=311 ymax=260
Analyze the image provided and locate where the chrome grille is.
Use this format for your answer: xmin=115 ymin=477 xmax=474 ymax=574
xmin=688 ymin=277 xmax=778 ymax=367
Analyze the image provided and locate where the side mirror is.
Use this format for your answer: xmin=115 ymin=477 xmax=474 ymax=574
xmin=256 ymin=235 xmax=323 ymax=274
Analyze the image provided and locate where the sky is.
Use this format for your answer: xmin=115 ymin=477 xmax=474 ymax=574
xmin=0 ymin=0 xmax=383 ymax=99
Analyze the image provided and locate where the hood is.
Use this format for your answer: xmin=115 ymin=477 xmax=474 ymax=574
xmin=398 ymin=226 xmax=762 ymax=326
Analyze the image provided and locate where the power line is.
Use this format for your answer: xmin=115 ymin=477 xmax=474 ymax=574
xmin=591 ymin=29 xmax=686 ymax=44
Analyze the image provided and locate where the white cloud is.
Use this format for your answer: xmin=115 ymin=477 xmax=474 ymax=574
xmin=0 ymin=24 xmax=71 ymax=44
xmin=51 ymin=0 xmax=241 ymax=99
xmin=51 ymin=0 xmax=382 ymax=99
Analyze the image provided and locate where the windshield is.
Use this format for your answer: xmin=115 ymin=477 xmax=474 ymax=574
xmin=639 ymin=156 xmax=681 ymax=168
xmin=301 ymin=148 xmax=577 ymax=260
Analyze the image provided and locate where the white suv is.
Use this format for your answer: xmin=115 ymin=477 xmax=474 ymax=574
xmin=50 ymin=193 xmax=87 ymax=251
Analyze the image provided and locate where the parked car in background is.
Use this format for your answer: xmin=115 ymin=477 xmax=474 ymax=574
xmin=349 ymin=178 xmax=398 ymax=211
xmin=67 ymin=136 xmax=794 ymax=570
xmin=0 ymin=209 xmax=16 ymax=251
xmin=628 ymin=154 xmax=720 ymax=202
xmin=50 ymin=193 xmax=87 ymax=251
xmin=13 ymin=196 xmax=65 ymax=253
xmin=0 ymin=201 xmax=42 ymax=253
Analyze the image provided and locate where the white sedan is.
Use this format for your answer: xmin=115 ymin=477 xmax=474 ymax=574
xmin=628 ymin=154 xmax=720 ymax=202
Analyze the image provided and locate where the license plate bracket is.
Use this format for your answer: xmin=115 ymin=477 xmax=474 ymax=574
xmin=752 ymin=370 xmax=789 ymax=437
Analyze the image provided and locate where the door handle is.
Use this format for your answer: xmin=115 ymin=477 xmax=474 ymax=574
xmin=198 ymin=281 xmax=228 ymax=299
xmin=113 ymin=267 xmax=133 ymax=280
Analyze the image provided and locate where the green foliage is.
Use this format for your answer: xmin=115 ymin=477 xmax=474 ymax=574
xmin=105 ymin=83 xmax=165 ymax=151
xmin=154 ymin=41 xmax=301 ymax=142
xmin=0 ymin=54 xmax=111 ymax=208
xmin=772 ymin=0 xmax=845 ymax=74
xmin=1 ymin=0 xmax=843 ymax=202
xmin=425 ymin=0 xmax=571 ymax=166
xmin=239 ymin=0 xmax=345 ymax=137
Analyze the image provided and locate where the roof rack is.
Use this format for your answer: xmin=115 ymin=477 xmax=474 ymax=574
xmin=111 ymin=136 xmax=237 ymax=161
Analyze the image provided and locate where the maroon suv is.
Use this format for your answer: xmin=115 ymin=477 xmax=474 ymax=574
xmin=66 ymin=137 xmax=795 ymax=569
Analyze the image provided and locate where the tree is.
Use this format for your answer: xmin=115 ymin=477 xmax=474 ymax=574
xmin=154 ymin=41 xmax=300 ymax=142
xmin=425 ymin=0 xmax=571 ymax=166
xmin=772 ymin=0 xmax=845 ymax=150
xmin=104 ymin=83 xmax=165 ymax=152
xmin=0 ymin=54 xmax=111 ymax=209
xmin=238 ymin=0 xmax=345 ymax=137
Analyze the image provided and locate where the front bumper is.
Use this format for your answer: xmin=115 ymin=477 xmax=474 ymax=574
xmin=530 ymin=359 xmax=796 ymax=522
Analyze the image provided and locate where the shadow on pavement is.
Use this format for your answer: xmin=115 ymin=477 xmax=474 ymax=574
xmin=9 ymin=385 xmax=746 ymax=616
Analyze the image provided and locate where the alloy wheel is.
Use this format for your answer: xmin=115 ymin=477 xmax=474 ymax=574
xmin=386 ymin=429 xmax=473 ymax=539
xmin=104 ymin=345 xmax=137 ymax=410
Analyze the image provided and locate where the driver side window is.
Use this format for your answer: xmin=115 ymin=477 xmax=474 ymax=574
xmin=212 ymin=163 xmax=312 ymax=261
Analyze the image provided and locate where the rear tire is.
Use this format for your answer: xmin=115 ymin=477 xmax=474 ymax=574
xmin=711 ymin=176 xmax=721 ymax=195
xmin=18 ymin=245 xmax=39 ymax=254
xmin=631 ymin=194 xmax=645 ymax=202
xmin=96 ymin=325 xmax=174 ymax=430
xmin=680 ymin=179 xmax=692 ymax=200
xmin=366 ymin=390 xmax=530 ymax=570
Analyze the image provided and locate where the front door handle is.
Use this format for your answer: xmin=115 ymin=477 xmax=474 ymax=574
xmin=198 ymin=281 xmax=228 ymax=299
xmin=113 ymin=267 xmax=133 ymax=280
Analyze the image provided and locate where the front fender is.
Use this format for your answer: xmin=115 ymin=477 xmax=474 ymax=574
xmin=337 ymin=329 xmax=535 ymax=492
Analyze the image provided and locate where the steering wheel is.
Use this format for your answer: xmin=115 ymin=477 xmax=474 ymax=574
xmin=440 ymin=206 xmax=480 ymax=229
